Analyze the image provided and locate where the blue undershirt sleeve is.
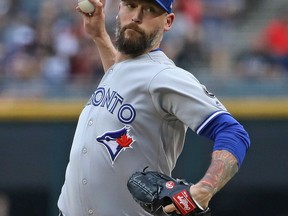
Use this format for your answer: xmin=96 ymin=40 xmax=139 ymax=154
xmin=198 ymin=113 xmax=251 ymax=167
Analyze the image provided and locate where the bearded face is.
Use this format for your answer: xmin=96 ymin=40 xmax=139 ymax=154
xmin=115 ymin=18 xmax=162 ymax=57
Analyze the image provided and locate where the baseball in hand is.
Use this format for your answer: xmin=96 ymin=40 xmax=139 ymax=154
xmin=78 ymin=0 xmax=95 ymax=14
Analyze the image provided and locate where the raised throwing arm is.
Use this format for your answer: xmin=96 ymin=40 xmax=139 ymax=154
xmin=77 ymin=0 xmax=117 ymax=72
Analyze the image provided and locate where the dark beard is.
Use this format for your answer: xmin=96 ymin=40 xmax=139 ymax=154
xmin=115 ymin=20 xmax=158 ymax=57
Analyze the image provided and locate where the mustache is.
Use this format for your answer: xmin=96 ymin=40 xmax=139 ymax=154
xmin=121 ymin=23 xmax=145 ymax=34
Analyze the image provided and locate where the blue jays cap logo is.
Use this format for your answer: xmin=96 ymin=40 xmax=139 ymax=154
xmin=155 ymin=0 xmax=173 ymax=13
xmin=96 ymin=126 xmax=134 ymax=163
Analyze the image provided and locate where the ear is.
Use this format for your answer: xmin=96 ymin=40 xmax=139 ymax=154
xmin=164 ymin=13 xmax=175 ymax=32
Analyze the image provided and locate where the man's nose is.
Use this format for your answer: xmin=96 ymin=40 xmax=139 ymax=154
xmin=131 ymin=8 xmax=143 ymax=23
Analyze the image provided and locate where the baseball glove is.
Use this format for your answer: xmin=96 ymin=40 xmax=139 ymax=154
xmin=127 ymin=168 xmax=211 ymax=216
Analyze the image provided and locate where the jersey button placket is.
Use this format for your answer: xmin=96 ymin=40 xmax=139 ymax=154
xmin=88 ymin=209 xmax=93 ymax=215
xmin=82 ymin=147 xmax=87 ymax=154
xmin=85 ymin=119 xmax=92 ymax=155
xmin=88 ymin=120 xmax=93 ymax=126
xmin=82 ymin=178 xmax=88 ymax=185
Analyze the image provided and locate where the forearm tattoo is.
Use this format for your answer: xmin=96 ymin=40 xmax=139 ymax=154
xmin=199 ymin=150 xmax=239 ymax=195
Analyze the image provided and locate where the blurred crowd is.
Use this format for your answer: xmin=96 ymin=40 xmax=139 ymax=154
xmin=235 ymin=5 xmax=288 ymax=79
xmin=0 ymin=0 xmax=287 ymax=98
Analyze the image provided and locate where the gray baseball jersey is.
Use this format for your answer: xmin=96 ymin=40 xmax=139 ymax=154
xmin=58 ymin=50 xmax=228 ymax=216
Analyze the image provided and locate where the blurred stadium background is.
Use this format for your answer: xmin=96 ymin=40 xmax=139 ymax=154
xmin=0 ymin=0 xmax=288 ymax=215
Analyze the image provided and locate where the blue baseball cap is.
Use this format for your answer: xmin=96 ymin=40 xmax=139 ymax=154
xmin=155 ymin=0 xmax=173 ymax=13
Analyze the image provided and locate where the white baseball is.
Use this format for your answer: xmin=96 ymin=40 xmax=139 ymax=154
xmin=78 ymin=0 xmax=95 ymax=14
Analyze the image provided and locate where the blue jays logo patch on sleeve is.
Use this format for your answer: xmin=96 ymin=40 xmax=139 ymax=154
xmin=96 ymin=126 xmax=134 ymax=163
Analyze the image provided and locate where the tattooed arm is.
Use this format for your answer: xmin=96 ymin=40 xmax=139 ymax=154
xmin=189 ymin=150 xmax=239 ymax=208
xmin=164 ymin=114 xmax=250 ymax=214
xmin=164 ymin=150 xmax=238 ymax=213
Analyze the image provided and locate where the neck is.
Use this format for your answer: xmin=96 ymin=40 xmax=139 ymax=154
xmin=115 ymin=52 xmax=131 ymax=63
xmin=115 ymin=46 xmax=160 ymax=63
